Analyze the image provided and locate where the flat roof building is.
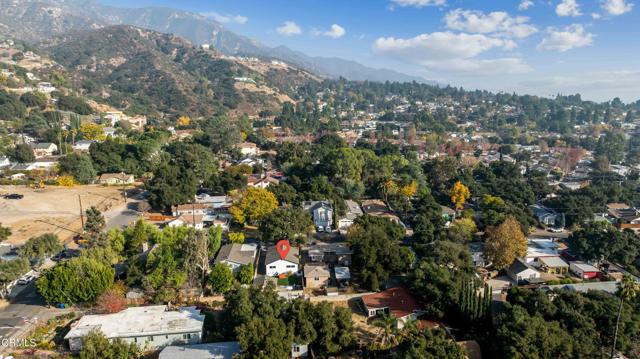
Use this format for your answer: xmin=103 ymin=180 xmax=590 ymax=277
xmin=64 ymin=305 xmax=204 ymax=351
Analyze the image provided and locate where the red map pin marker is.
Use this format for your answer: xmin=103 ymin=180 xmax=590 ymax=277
xmin=276 ymin=239 xmax=291 ymax=260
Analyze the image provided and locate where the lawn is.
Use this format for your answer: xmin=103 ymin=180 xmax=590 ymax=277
xmin=277 ymin=275 xmax=300 ymax=287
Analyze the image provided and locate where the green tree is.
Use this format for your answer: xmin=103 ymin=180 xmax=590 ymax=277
xmin=208 ymin=225 xmax=223 ymax=257
xmin=84 ymin=206 xmax=106 ymax=246
xmin=36 ymin=257 xmax=114 ymax=304
xmin=11 ymin=143 xmax=35 ymax=163
xmin=394 ymin=328 xmax=466 ymax=359
xmin=347 ymin=215 xmax=408 ymax=290
xmin=611 ymin=275 xmax=640 ymax=358
xmin=0 ymin=258 xmax=30 ymax=298
xmin=19 ymin=233 xmax=63 ymax=265
xmin=209 ymin=263 xmax=235 ymax=294
xmin=58 ymin=153 xmax=96 ymax=184
xmin=79 ymin=330 xmax=141 ymax=359
xmin=237 ymin=316 xmax=292 ymax=359
xmin=0 ymin=223 xmax=11 ymax=242
xmin=237 ymin=264 xmax=254 ymax=285
xmin=259 ymin=206 xmax=312 ymax=244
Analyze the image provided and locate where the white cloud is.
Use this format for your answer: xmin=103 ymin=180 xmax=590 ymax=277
xmin=276 ymin=21 xmax=302 ymax=36
xmin=556 ymin=0 xmax=583 ymax=17
xmin=445 ymin=9 xmax=538 ymax=38
xmin=201 ymin=12 xmax=248 ymax=25
xmin=601 ymin=0 xmax=634 ymax=15
xmin=372 ymin=32 xmax=529 ymax=75
xmin=518 ymin=0 xmax=534 ymax=10
xmin=322 ymin=24 xmax=346 ymax=38
xmin=390 ymin=0 xmax=446 ymax=8
xmin=592 ymin=12 xmax=602 ymax=18
xmin=537 ymin=24 xmax=593 ymax=52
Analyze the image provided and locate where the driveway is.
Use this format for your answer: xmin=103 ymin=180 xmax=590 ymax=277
xmin=0 ymin=282 xmax=66 ymax=355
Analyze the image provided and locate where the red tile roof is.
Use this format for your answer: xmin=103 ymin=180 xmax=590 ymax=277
xmin=361 ymin=287 xmax=421 ymax=318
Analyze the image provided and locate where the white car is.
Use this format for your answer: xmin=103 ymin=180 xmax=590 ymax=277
xmin=17 ymin=275 xmax=35 ymax=285
xmin=549 ymin=227 xmax=564 ymax=233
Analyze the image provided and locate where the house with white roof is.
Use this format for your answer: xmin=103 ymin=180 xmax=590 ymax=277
xmin=64 ymin=305 xmax=204 ymax=351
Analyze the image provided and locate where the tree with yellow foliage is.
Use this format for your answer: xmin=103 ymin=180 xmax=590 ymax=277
xmin=450 ymin=181 xmax=470 ymax=211
xmin=177 ymin=115 xmax=190 ymax=127
xmin=483 ymin=216 xmax=527 ymax=270
xmin=80 ymin=122 xmax=106 ymax=141
xmin=399 ymin=181 xmax=417 ymax=199
xmin=228 ymin=232 xmax=245 ymax=244
xmin=230 ymin=188 xmax=278 ymax=226
xmin=57 ymin=175 xmax=76 ymax=187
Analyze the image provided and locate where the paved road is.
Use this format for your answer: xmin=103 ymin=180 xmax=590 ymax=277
xmin=105 ymin=192 xmax=147 ymax=230
xmin=0 ymin=282 xmax=65 ymax=355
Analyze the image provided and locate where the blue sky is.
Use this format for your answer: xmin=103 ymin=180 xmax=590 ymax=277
xmin=100 ymin=0 xmax=640 ymax=102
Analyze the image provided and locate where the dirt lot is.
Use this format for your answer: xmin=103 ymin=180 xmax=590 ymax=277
xmin=0 ymin=185 xmax=125 ymax=245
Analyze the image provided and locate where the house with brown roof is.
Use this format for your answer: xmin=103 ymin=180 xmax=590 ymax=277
xmin=303 ymin=265 xmax=330 ymax=289
xmin=360 ymin=199 xmax=404 ymax=226
xmin=361 ymin=287 xmax=424 ymax=329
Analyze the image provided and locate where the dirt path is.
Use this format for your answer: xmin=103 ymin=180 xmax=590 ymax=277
xmin=0 ymin=185 xmax=125 ymax=245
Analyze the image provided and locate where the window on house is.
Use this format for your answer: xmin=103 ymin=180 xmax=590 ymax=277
xmin=293 ymin=345 xmax=300 ymax=352
xmin=147 ymin=336 xmax=153 ymax=342
xmin=269 ymin=265 xmax=276 ymax=269
xmin=314 ymin=277 xmax=319 ymax=280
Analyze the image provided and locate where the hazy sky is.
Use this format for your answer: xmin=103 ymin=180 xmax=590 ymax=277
xmin=100 ymin=0 xmax=640 ymax=103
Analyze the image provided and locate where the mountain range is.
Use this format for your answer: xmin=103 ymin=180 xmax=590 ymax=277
xmin=0 ymin=0 xmax=429 ymax=84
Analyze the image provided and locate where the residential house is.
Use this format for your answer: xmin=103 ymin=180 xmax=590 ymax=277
xmin=337 ymin=200 xmax=363 ymax=234
xmin=72 ymin=140 xmax=94 ymax=152
xmin=214 ymin=243 xmax=257 ymax=273
xmin=531 ymin=204 xmax=561 ymax=227
xmin=236 ymin=142 xmax=258 ymax=156
xmin=537 ymin=256 xmax=569 ymax=275
xmin=65 ymin=305 xmax=204 ymax=351
xmin=569 ymin=261 xmax=600 ymax=279
xmin=265 ymin=245 xmax=300 ymax=277
xmin=606 ymin=203 xmax=640 ymax=232
xmin=0 ymin=156 xmax=10 ymax=168
xmin=103 ymin=127 xmax=117 ymax=138
xmin=159 ymin=342 xmax=240 ymax=359
xmin=30 ymin=142 xmax=57 ymax=158
xmin=441 ymin=205 xmax=456 ymax=224
xmin=526 ymin=238 xmax=562 ymax=264
xmin=37 ymin=82 xmax=55 ymax=93
xmin=97 ymin=173 xmax=135 ymax=186
xmin=507 ymin=259 xmax=541 ymax=284
xmin=303 ymin=242 xmax=352 ymax=266
xmin=303 ymin=265 xmax=330 ymax=289
xmin=361 ymin=199 xmax=404 ymax=226
xmin=32 ymin=156 xmax=59 ymax=170
xmin=172 ymin=203 xmax=211 ymax=217
xmin=302 ymin=201 xmax=333 ymax=232
xmin=361 ymin=287 xmax=424 ymax=329
xmin=291 ymin=343 xmax=309 ymax=358
xmin=167 ymin=215 xmax=205 ymax=230
xmin=247 ymin=174 xmax=280 ymax=189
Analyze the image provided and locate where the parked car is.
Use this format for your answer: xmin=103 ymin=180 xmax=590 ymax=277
xmin=548 ymin=227 xmax=564 ymax=233
xmin=17 ymin=274 xmax=35 ymax=285
xmin=3 ymin=193 xmax=24 ymax=199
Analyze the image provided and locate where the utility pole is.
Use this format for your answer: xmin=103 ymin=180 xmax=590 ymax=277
xmin=192 ymin=201 xmax=196 ymax=228
xmin=78 ymin=194 xmax=84 ymax=231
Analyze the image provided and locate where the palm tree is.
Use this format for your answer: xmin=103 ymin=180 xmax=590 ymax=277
xmin=372 ymin=314 xmax=399 ymax=350
xmin=611 ymin=275 xmax=639 ymax=358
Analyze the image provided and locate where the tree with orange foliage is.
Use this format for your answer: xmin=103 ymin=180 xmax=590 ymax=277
xmin=95 ymin=288 xmax=127 ymax=314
